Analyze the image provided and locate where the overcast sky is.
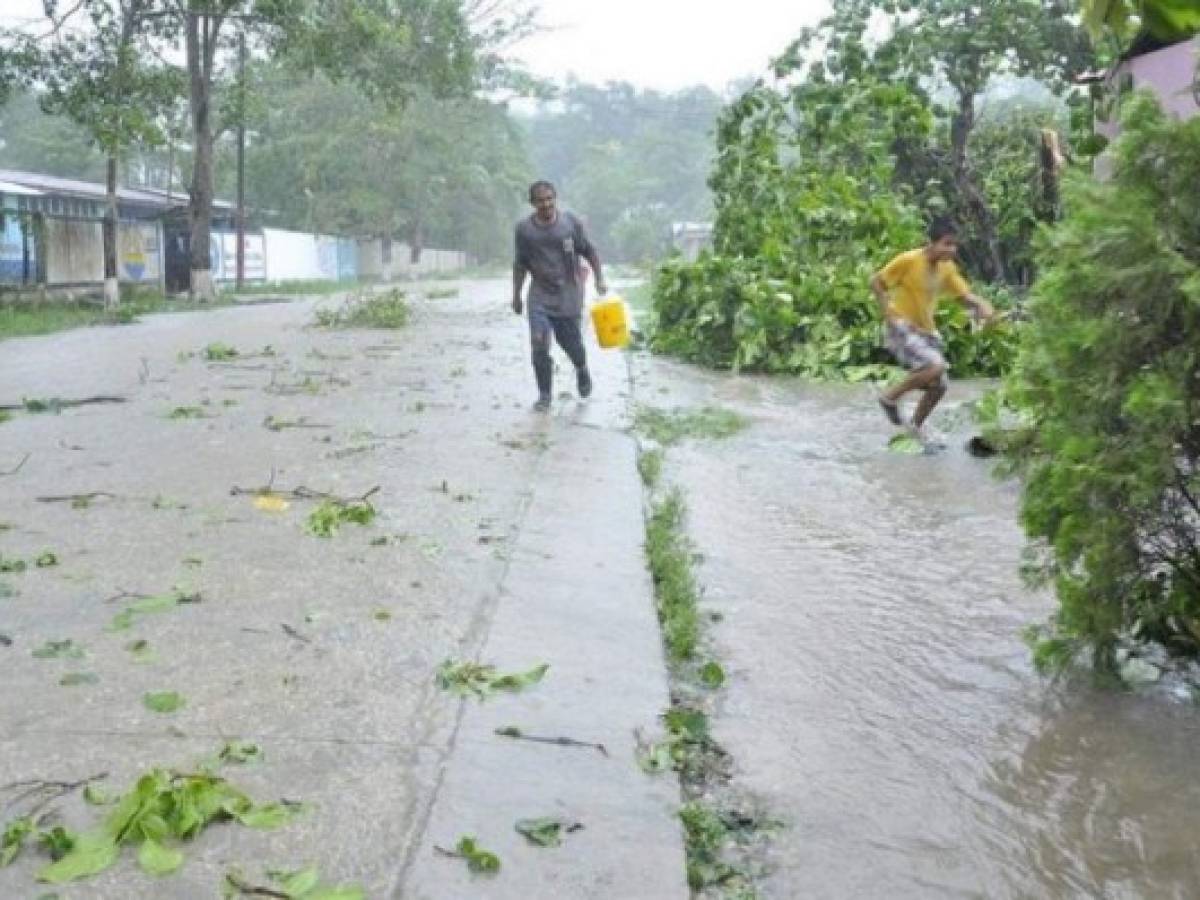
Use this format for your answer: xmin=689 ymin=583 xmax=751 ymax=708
xmin=2 ymin=0 xmax=831 ymax=92
xmin=512 ymin=0 xmax=831 ymax=91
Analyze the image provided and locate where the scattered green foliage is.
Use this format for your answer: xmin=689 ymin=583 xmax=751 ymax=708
xmin=202 ymin=342 xmax=239 ymax=361
xmin=679 ymin=803 xmax=758 ymax=895
xmin=699 ymin=661 xmax=726 ymax=689
xmin=514 ymin=817 xmax=582 ymax=848
xmin=0 ymin=293 xmax=238 ymax=342
xmin=167 ymin=406 xmax=208 ymax=420
xmin=32 ymin=765 xmax=302 ymax=884
xmin=83 ymin=785 xmax=112 ymax=807
xmin=637 ymin=447 xmax=664 ymax=488
xmin=646 ymin=489 xmax=700 ymax=661
xmin=109 ymin=590 xmax=199 ymax=631
xmin=0 ymin=411 xmax=11 ymax=425
xmin=314 ymin=289 xmax=409 ymax=329
xmin=35 ymin=552 xmax=58 ymax=568
xmin=635 ymin=405 xmax=747 ymax=447
xmin=887 ymin=433 xmax=925 ymax=455
xmin=0 ymin=556 xmax=27 ymax=574
xmin=436 ymin=660 xmax=549 ymax=700
xmin=997 ymin=95 xmax=1200 ymax=670
xmin=1 ymin=815 xmax=37 ymax=867
xmin=143 ymin=691 xmax=186 ymax=714
xmin=440 ymin=836 xmax=500 ymax=875
xmin=223 ymin=865 xmax=365 ymax=899
xmin=217 ymin=742 xmax=264 ymax=766
xmin=425 ymin=287 xmax=460 ymax=300
xmin=33 ymin=639 xmax=85 ymax=660
xmin=59 ymin=673 xmax=99 ymax=687
xmin=305 ymin=500 xmax=376 ymax=538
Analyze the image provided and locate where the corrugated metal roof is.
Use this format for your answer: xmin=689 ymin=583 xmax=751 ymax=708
xmin=0 ymin=180 xmax=44 ymax=196
xmin=0 ymin=169 xmax=235 ymax=211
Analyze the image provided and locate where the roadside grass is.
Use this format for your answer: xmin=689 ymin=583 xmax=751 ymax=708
xmin=638 ymin=447 xmax=664 ymax=489
xmin=227 ymin=278 xmax=355 ymax=296
xmin=314 ymin=288 xmax=409 ymax=329
xmin=646 ymin=488 xmax=700 ymax=662
xmin=0 ymin=286 xmax=240 ymax=342
xmin=635 ymin=405 xmax=747 ymax=447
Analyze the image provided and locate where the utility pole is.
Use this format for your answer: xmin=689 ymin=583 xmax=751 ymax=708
xmin=235 ymin=29 xmax=246 ymax=289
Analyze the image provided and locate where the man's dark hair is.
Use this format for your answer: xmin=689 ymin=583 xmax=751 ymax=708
xmin=928 ymin=219 xmax=958 ymax=242
xmin=529 ymin=180 xmax=556 ymax=202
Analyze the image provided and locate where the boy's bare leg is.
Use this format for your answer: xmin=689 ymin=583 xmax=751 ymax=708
xmin=883 ymin=363 xmax=945 ymax=404
xmin=913 ymin=382 xmax=947 ymax=428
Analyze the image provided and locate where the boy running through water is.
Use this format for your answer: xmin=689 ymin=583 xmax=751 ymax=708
xmin=871 ymin=221 xmax=994 ymax=443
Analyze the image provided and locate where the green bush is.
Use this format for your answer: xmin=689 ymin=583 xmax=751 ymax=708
xmin=648 ymin=64 xmax=1019 ymax=380
xmin=1002 ymin=94 xmax=1200 ymax=670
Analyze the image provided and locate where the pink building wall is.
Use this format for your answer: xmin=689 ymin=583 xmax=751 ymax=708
xmin=1099 ymin=37 xmax=1200 ymax=141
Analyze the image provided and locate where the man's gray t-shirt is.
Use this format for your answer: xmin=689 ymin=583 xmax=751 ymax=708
xmin=514 ymin=211 xmax=592 ymax=317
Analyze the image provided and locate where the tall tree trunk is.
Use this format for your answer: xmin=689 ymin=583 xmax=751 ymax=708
xmin=951 ymin=91 xmax=1006 ymax=284
xmin=381 ymin=234 xmax=394 ymax=282
xmin=410 ymin=220 xmax=424 ymax=266
xmin=185 ymin=9 xmax=218 ymax=302
xmin=1039 ymin=128 xmax=1065 ymax=223
xmin=103 ymin=154 xmax=120 ymax=309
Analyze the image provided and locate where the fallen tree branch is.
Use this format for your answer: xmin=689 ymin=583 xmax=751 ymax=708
xmin=494 ymin=726 xmax=609 ymax=757
xmin=222 ymin=872 xmax=292 ymax=899
xmin=280 ymin=624 xmax=312 ymax=644
xmin=0 ymin=396 xmax=126 ymax=412
xmin=230 ymin=477 xmax=380 ymax=506
xmin=0 ymin=453 xmax=30 ymax=476
xmin=1 ymin=772 xmax=108 ymax=818
xmin=36 ymin=491 xmax=117 ymax=505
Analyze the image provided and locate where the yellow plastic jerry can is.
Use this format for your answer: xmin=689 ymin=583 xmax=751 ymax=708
xmin=591 ymin=296 xmax=630 ymax=349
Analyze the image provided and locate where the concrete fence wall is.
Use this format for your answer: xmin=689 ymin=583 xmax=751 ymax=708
xmin=355 ymin=239 xmax=468 ymax=280
xmin=42 ymin=218 xmax=162 ymax=286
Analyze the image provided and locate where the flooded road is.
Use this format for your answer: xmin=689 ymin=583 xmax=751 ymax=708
xmin=632 ymin=356 xmax=1200 ymax=899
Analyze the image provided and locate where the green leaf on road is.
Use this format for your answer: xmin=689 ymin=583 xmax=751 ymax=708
xmin=218 ymin=742 xmax=264 ymax=766
xmin=234 ymin=801 xmax=304 ymax=830
xmin=515 ymin=817 xmax=581 ymax=848
xmin=2 ymin=816 xmax=36 ymax=867
xmin=83 ymin=784 xmax=112 ymax=806
xmin=699 ymin=661 xmax=726 ymax=689
xmin=143 ymin=692 xmax=186 ymax=714
xmin=59 ymin=672 xmax=99 ymax=687
xmin=125 ymin=639 xmax=157 ymax=663
xmin=453 ymin=836 xmax=501 ymax=874
xmin=33 ymin=639 xmax=85 ymax=660
xmin=267 ymin=865 xmax=321 ymax=896
xmin=436 ymin=660 xmax=549 ymax=700
xmin=35 ymin=552 xmax=59 ymax=568
xmin=37 ymin=831 xmax=119 ymax=883
xmin=138 ymin=839 xmax=183 ymax=876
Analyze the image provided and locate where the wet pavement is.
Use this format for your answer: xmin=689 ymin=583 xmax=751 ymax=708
xmin=631 ymin=354 xmax=1200 ymax=900
xmin=0 ymin=281 xmax=683 ymax=899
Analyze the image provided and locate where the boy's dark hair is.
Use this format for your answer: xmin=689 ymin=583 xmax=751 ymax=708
xmin=928 ymin=219 xmax=958 ymax=242
xmin=529 ymin=180 xmax=556 ymax=202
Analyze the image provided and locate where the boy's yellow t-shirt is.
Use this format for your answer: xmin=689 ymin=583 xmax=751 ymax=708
xmin=877 ymin=248 xmax=970 ymax=334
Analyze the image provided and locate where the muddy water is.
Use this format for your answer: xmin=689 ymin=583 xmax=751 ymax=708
xmin=634 ymin=359 xmax=1200 ymax=899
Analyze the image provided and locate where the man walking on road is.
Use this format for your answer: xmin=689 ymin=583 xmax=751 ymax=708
xmin=871 ymin=220 xmax=994 ymax=444
xmin=513 ymin=181 xmax=608 ymax=412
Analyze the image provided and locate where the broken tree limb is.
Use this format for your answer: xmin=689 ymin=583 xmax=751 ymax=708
xmin=230 ymin=478 xmax=380 ymax=506
xmin=0 ymin=453 xmax=30 ymax=476
xmin=0 ymin=395 xmax=126 ymax=412
xmin=36 ymin=491 xmax=117 ymax=505
xmin=1 ymin=772 xmax=108 ymax=818
xmin=494 ymin=726 xmax=609 ymax=757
